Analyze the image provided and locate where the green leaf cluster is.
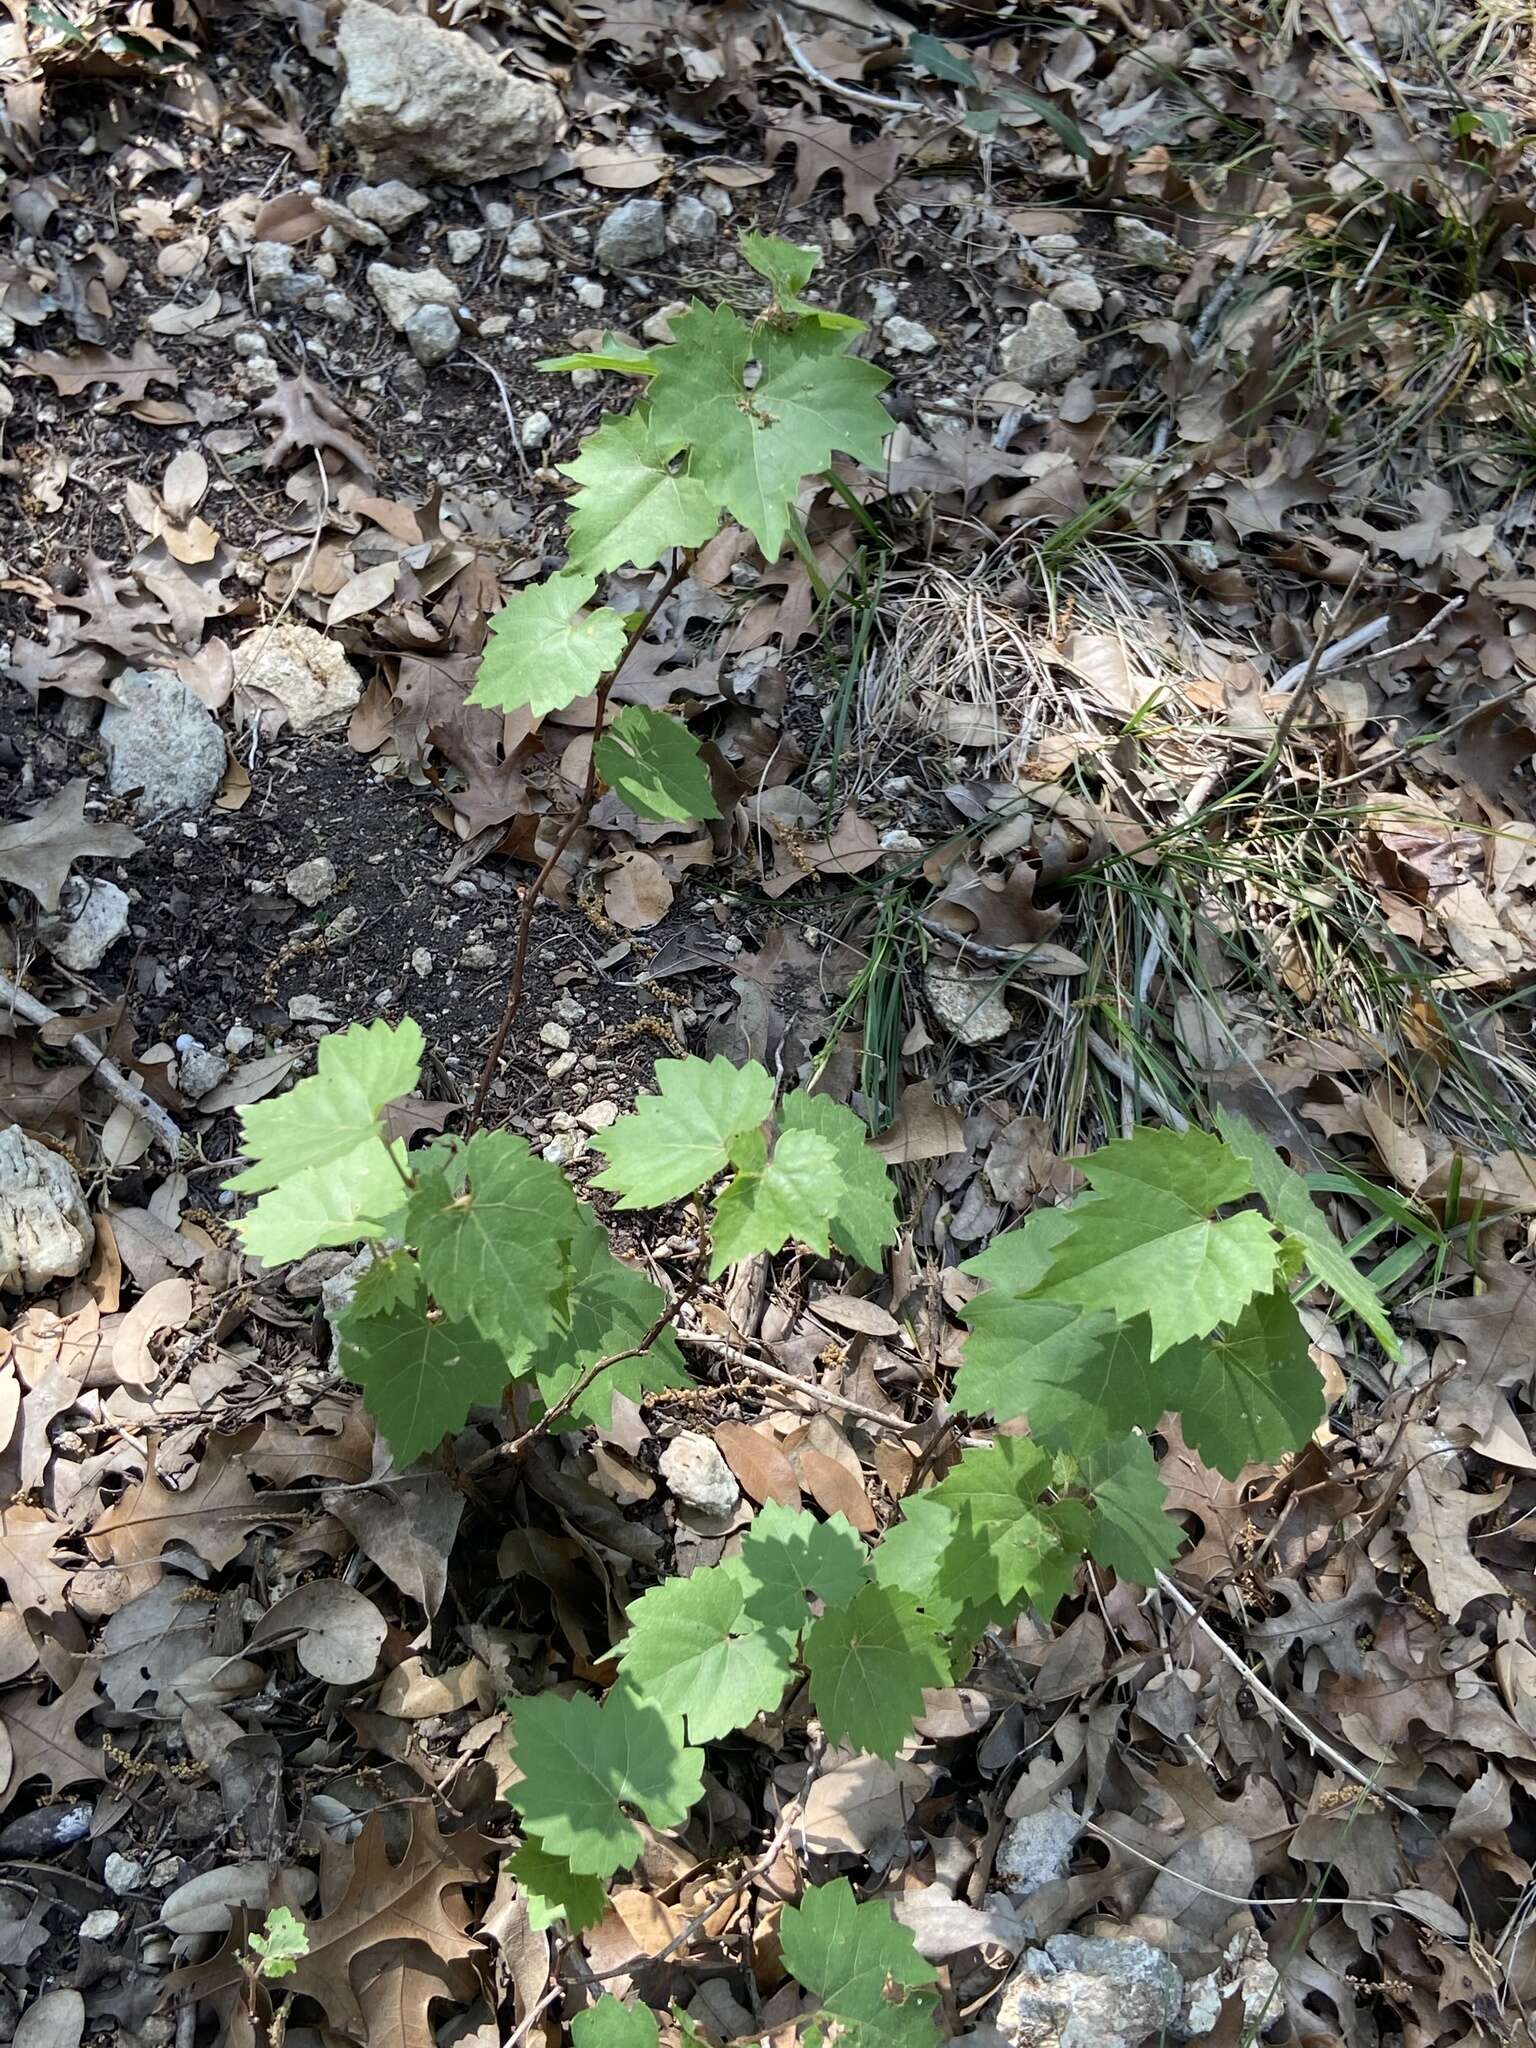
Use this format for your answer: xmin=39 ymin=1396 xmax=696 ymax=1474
xmin=469 ymin=230 xmax=895 ymax=839
xmin=593 ymin=1056 xmax=898 ymax=1278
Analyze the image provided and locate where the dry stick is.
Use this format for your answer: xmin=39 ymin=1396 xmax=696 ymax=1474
xmin=1263 ymin=554 xmax=1373 ymax=765
xmin=465 ymin=560 xmax=688 ymax=1135
xmin=1154 ymin=1569 xmax=1419 ymax=1821
xmin=680 ymin=1327 xmax=926 ymax=1437
xmin=1325 ymin=666 xmax=1535 ymax=794
xmin=772 ymin=11 xmax=924 ymax=114
xmin=0 ymin=969 xmax=182 ymax=1159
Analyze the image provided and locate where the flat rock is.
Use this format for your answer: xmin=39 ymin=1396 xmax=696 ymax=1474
xmin=660 ymin=1433 xmax=739 ymax=1517
xmin=404 ymin=302 xmax=461 ymax=367
xmin=234 ymin=622 xmax=363 ymax=738
xmin=285 ymin=857 xmax=337 ymax=909
xmin=367 ymin=261 xmax=458 ymax=332
xmin=1115 ymin=216 xmax=1179 ymax=267
xmin=594 ymin=198 xmax=666 ymax=273
xmin=335 ymin=0 xmax=562 ymax=184
xmin=997 ymin=1933 xmax=1183 ymax=2048
xmin=37 ymin=876 xmax=130 ymax=972
xmin=999 ymin=302 xmax=1083 ymax=387
xmin=996 ymin=1803 xmax=1084 ymax=1895
xmin=100 ymin=668 xmax=226 ymax=816
xmin=924 ymin=966 xmax=1013 ymax=1047
xmin=0 ymin=1125 xmax=94 ymax=1293
xmin=346 ymin=179 xmax=429 ymax=232
xmin=883 ymin=315 xmax=938 ymax=354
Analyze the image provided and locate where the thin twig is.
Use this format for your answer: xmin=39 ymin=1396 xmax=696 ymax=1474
xmin=1155 ymin=1570 xmax=1419 ymax=1820
xmin=466 ymin=351 xmax=533 ymax=485
xmin=465 ymin=560 xmax=687 ymax=1134
xmin=773 ymin=12 xmax=923 ymax=114
xmin=1265 ymin=556 xmax=1372 ymax=758
xmin=1326 ymin=667 xmax=1535 ymax=793
xmin=1083 ymin=1028 xmax=1190 ymax=1133
xmin=0 ymin=970 xmax=182 ymax=1159
xmin=680 ymin=1327 xmax=925 ymax=1436
xmin=1081 ymin=1817 xmax=1399 ymax=1910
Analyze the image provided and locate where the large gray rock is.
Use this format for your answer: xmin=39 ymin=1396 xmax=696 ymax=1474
xmin=594 ymin=198 xmax=666 ymax=273
xmin=37 ymin=877 xmax=130 ymax=972
xmin=345 ymin=180 xmax=429 ymax=232
xmin=999 ymin=302 xmax=1083 ymax=388
xmin=924 ymin=965 xmax=1013 ymax=1047
xmin=0 ymin=1125 xmax=94 ymax=1293
xmin=403 ymin=302 xmax=461 ymax=368
xmin=100 ymin=668 xmax=225 ymax=816
xmin=997 ymin=1933 xmax=1183 ymax=2048
xmin=659 ymin=1433 xmax=739 ymax=1518
xmin=335 ymin=0 xmax=561 ymax=184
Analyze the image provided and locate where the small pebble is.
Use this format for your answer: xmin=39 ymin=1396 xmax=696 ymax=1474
xmin=80 ymin=1909 xmax=122 ymax=1942
xmin=411 ymin=947 xmax=433 ymax=979
xmin=447 ymin=227 xmax=484 ymax=264
xmin=105 ymin=1853 xmax=146 ymax=1895
xmin=578 ymin=1100 xmax=620 ymax=1131
xmin=540 ymin=1021 xmax=571 ymax=1050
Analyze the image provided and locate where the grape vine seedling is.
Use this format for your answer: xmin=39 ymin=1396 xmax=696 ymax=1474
xmin=223 ymin=230 xmax=1392 ymax=2010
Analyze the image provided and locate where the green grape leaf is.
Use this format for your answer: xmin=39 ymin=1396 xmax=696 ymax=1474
xmin=961 ymin=1203 xmax=1079 ymax=1296
xmin=408 ymin=1130 xmax=582 ymax=1348
xmin=709 ymin=1128 xmax=845 ymax=1276
xmin=538 ymin=336 xmax=658 ymax=376
xmin=506 ymin=1688 xmax=704 ymax=1877
xmin=1080 ymin=1125 xmax=1257 ymax=1211
xmin=591 ymin=1055 xmax=775 ymax=1207
xmin=237 ymin=1140 xmax=408 ymax=1267
xmin=1080 ymin=1435 xmax=1183 ymax=1584
xmin=954 ymin=1295 xmax=1173 ymax=1449
xmin=915 ymin=1438 xmax=1081 ymax=1621
xmin=1180 ymin=1286 xmax=1326 ymax=1479
xmin=780 ymin=1091 xmax=898 ymax=1270
xmin=1033 ymin=1193 xmax=1282 ymax=1357
xmin=348 ymin=1250 xmax=419 ymax=1320
xmin=470 ymin=571 xmax=628 ymax=720
xmin=337 ymin=1280 xmax=513 ymax=1465
xmin=803 ymin=1586 xmax=949 ymax=1759
xmin=529 ymin=1210 xmax=690 ymax=1429
xmin=594 ymin=704 xmax=720 ymax=824
xmin=228 ymin=1018 xmax=423 ymax=1192
xmin=228 ymin=1019 xmax=422 ymax=1260
xmin=737 ymin=1502 xmax=870 ymax=1632
xmin=572 ymin=1998 xmax=660 ymax=2048
xmin=510 ymin=1841 xmax=608 ymax=1933
xmin=563 ymin=411 xmax=721 ymax=574
xmin=780 ymin=1878 xmax=938 ymax=2046
xmin=741 ymin=231 xmax=822 ymax=303
xmin=646 ymin=304 xmax=891 ymax=560
xmin=1214 ymin=1109 xmax=1400 ymax=1358
xmin=615 ymin=1560 xmax=794 ymax=1742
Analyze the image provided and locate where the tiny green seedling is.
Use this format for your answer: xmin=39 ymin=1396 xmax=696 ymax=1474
xmin=245 ymin=1905 xmax=309 ymax=1981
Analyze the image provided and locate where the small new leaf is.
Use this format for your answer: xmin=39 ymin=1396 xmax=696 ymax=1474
xmin=509 ymin=1841 xmax=608 ymax=1933
xmin=507 ymin=1688 xmax=704 ymax=1877
xmin=594 ymin=705 xmax=720 ymax=824
xmin=803 ymin=1585 xmax=949 ymax=1759
xmin=592 ymin=1055 xmax=775 ymax=1207
xmin=337 ymin=1279 xmax=513 ymax=1465
xmin=247 ymin=1905 xmax=309 ymax=1980
xmin=470 ymin=571 xmax=628 ymax=720
xmin=616 ymin=1560 xmax=794 ymax=1742
xmin=563 ymin=410 xmax=721 ymax=574
xmin=709 ymin=1127 xmax=845 ymax=1276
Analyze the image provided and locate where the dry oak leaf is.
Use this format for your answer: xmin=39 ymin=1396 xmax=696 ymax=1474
xmin=0 ymin=1663 xmax=105 ymax=1797
xmin=764 ymin=117 xmax=908 ymax=226
xmin=171 ymin=1806 xmax=493 ymax=2043
xmin=0 ymin=779 xmax=142 ymax=912
xmin=18 ymin=339 xmax=178 ymax=399
xmin=256 ymin=374 xmax=374 ymax=474
xmin=0 ymin=1504 xmax=76 ymax=1613
xmin=1399 ymin=1421 xmax=1509 ymax=1623
xmin=86 ymin=1428 xmax=292 ymax=1571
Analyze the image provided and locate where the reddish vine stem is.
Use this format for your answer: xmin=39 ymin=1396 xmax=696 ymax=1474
xmin=464 ymin=559 xmax=689 ymax=1135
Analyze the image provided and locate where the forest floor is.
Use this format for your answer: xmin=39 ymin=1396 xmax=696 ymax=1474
xmin=3 ymin=0 xmax=1536 ymax=2044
